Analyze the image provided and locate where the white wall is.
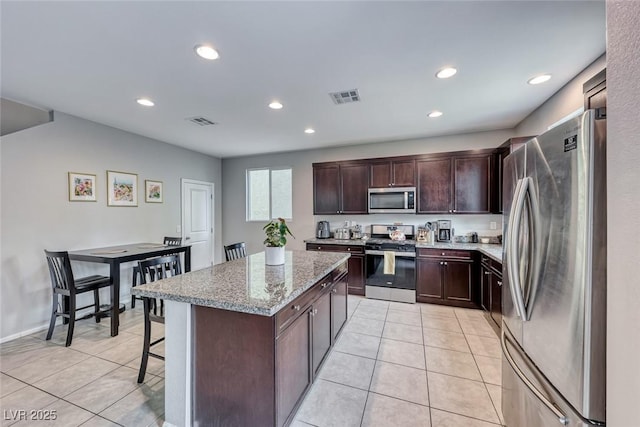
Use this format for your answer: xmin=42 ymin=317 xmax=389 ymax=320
xmin=515 ymin=54 xmax=606 ymax=136
xmin=221 ymin=129 xmax=513 ymax=254
xmin=606 ymin=1 xmax=640 ymax=424
xmin=0 ymin=112 xmax=222 ymax=341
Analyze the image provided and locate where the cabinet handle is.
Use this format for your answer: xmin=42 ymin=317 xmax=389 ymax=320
xmin=347 ymin=248 xmax=351 ymax=251
xmin=444 ymin=262 xmax=448 ymax=266
xmin=449 ymin=210 xmax=452 ymax=213
xmin=318 ymin=247 xmax=322 ymax=250
xmin=453 ymin=209 xmax=456 ymax=213
xmin=332 ymin=288 xmax=338 ymax=293
xmin=321 ymin=282 xmax=328 ymax=288
xmin=497 ymin=281 xmax=503 ymax=286
xmin=292 ymin=305 xmax=301 ymax=311
xmin=441 ymin=252 xmax=446 ymax=256
xmin=440 ymin=261 xmax=444 ymax=265
xmin=311 ymin=308 xmax=318 ymax=316
xmin=485 ymin=271 xmax=492 ymax=275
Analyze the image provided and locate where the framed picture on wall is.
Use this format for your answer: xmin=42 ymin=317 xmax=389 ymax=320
xmin=145 ymin=180 xmax=163 ymax=203
xmin=107 ymin=170 xmax=138 ymax=206
xmin=68 ymin=172 xmax=97 ymax=202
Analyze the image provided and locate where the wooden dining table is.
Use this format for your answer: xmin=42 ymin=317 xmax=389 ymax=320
xmin=68 ymin=242 xmax=191 ymax=336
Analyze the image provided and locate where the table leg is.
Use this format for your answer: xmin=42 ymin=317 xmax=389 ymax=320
xmin=110 ymin=261 xmax=120 ymax=337
xmin=185 ymin=247 xmax=191 ymax=272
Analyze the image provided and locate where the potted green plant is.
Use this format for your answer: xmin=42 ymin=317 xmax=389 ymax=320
xmin=263 ymin=217 xmax=295 ymax=265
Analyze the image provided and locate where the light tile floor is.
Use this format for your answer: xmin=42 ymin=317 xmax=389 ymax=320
xmin=0 ymin=296 xmax=504 ymax=427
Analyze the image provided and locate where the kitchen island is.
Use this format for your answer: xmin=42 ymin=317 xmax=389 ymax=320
xmin=132 ymin=250 xmax=350 ymax=427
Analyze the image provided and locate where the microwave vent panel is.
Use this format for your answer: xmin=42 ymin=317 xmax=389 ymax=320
xmin=329 ymin=89 xmax=361 ymax=105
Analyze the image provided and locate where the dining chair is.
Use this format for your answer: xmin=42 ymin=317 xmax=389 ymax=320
xmin=44 ymin=250 xmax=112 ymax=347
xmin=224 ymin=242 xmax=247 ymax=262
xmin=131 ymin=236 xmax=182 ymax=308
xmin=136 ymin=254 xmax=182 ymax=383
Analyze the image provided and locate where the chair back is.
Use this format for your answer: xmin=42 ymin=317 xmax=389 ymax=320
xmin=44 ymin=250 xmax=75 ymax=292
xmin=138 ymin=254 xmax=182 ymax=284
xmin=163 ymin=236 xmax=182 ymax=246
xmin=224 ymin=242 xmax=247 ymax=262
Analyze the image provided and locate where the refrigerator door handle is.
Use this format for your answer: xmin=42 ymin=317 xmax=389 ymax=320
xmin=523 ymin=177 xmax=542 ymax=320
xmin=506 ymin=178 xmax=524 ymax=319
xmin=501 ymin=330 xmax=569 ymax=425
xmin=508 ymin=177 xmax=529 ymax=320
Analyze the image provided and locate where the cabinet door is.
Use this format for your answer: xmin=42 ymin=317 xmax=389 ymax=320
xmin=311 ymin=292 xmax=332 ymax=376
xmin=313 ymin=164 xmax=340 ymax=214
xmin=490 ymin=273 xmax=502 ymax=328
xmin=347 ymin=255 xmax=365 ymax=295
xmin=416 ymin=258 xmax=443 ymax=300
xmin=480 ymin=264 xmax=491 ymax=311
xmin=276 ymin=308 xmax=312 ymax=427
xmin=392 ymin=160 xmax=416 ymax=187
xmin=417 ymin=158 xmax=452 ymax=213
xmin=331 ymin=276 xmax=348 ymax=342
xmin=369 ymin=161 xmax=392 ymax=188
xmin=443 ymin=261 xmax=473 ymax=303
xmin=340 ymin=163 xmax=369 ymax=214
xmin=453 ymin=155 xmax=491 ymax=213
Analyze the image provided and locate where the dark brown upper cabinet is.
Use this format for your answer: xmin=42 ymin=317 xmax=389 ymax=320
xmin=492 ymin=137 xmax=535 ymax=214
xmin=312 ymin=162 xmax=368 ymax=215
xmin=369 ymin=159 xmax=416 ymax=188
xmin=417 ymin=153 xmax=492 ymax=214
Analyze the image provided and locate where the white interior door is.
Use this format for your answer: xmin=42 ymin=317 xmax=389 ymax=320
xmin=181 ymin=179 xmax=213 ymax=271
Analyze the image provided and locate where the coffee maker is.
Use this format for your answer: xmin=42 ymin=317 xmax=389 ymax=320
xmin=436 ymin=220 xmax=452 ymax=242
xmin=316 ymin=221 xmax=331 ymax=239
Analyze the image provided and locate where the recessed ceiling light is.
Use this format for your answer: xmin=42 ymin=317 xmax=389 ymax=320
xmin=528 ymin=74 xmax=551 ymax=85
xmin=136 ymin=98 xmax=155 ymax=107
xmin=436 ymin=67 xmax=457 ymax=79
xmin=194 ymin=44 xmax=219 ymax=60
xmin=269 ymin=101 xmax=283 ymax=110
xmin=428 ymin=110 xmax=443 ymax=118
xmin=304 ymin=128 xmax=315 ymax=134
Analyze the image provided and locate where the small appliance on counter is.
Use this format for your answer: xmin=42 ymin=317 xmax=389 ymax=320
xmin=436 ymin=220 xmax=453 ymax=242
xmin=316 ymin=221 xmax=330 ymax=239
xmin=351 ymin=224 xmax=363 ymax=240
xmin=334 ymin=228 xmax=351 ymax=240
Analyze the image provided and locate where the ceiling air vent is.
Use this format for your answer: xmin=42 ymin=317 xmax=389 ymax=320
xmin=329 ymin=89 xmax=361 ymax=105
xmin=187 ymin=116 xmax=217 ymax=126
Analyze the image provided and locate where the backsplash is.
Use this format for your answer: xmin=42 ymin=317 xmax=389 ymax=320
xmin=315 ymin=214 xmax=504 ymax=239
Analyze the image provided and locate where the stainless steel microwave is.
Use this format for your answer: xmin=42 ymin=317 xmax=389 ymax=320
xmin=368 ymin=187 xmax=416 ymax=214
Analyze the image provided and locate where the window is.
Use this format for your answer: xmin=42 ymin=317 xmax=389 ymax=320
xmin=247 ymin=167 xmax=292 ymax=221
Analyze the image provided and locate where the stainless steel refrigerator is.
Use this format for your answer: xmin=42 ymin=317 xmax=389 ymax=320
xmin=502 ymin=109 xmax=606 ymax=427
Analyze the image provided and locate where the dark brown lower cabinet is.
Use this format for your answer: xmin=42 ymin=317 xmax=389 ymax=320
xmin=480 ymin=256 xmax=502 ymax=334
xmin=416 ymin=249 xmax=477 ymax=308
xmin=276 ymin=307 xmax=312 ymax=427
xmin=311 ymin=291 xmax=331 ymax=376
xmin=331 ymin=275 xmax=348 ymax=342
xmin=306 ymin=243 xmax=365 ymax=295
xmin=193 ymin=263 xmax=348 ymax=427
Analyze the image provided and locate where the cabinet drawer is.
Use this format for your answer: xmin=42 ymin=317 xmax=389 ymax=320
xmin=418 ymin=248 xmax=472 ymax=260
xmin=490 ymin=259 xmax=502 ymax=276
xmin=275 ymin=275 xmax=332 ymax=335
xmin=306 ymin=243 xmax=364 ymax=254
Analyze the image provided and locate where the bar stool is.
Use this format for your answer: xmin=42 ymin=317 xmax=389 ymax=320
xmin=131 ymin=236 xmax=181 ymax=308
xmin=136 ymin=254 xmax=181 ymax=383
xmin=44 ymin=250 xmax=112 ymax=347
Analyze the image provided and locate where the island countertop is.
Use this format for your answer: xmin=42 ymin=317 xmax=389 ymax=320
xmin=131 ymin=250 xmax=350 ymax=316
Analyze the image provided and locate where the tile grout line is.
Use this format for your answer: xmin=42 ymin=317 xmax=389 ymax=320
xmin=419 ymin=304 xmax=433 ymax=427
xmin=358 ymin=301 xmax=388 ymax=427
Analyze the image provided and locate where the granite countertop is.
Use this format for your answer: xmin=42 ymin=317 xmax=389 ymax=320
xmin=131 ymin=250 xmax=350 ymax=316
xmin=415 ymin=242 xmax=503 ymax=263
xmin=304 ymin=237 xmax=502 ymax=263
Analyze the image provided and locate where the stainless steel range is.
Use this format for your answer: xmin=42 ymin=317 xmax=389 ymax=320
xmin=364 ymin=224 xmax=416 ymax=303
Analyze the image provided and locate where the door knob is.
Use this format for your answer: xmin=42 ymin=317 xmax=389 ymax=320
xmin=185 ymin=237 xmax=191 ymax=240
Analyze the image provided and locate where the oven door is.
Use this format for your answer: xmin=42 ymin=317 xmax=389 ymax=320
xmin=365 ymin=250 xmax=416 ymax=290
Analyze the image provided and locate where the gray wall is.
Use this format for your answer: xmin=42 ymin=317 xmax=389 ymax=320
xmin=515 ymin=54 xmax=606 ymax=136
xmin=606 ymin=1 xmax=640 ymax=424
xmin=221 ymin=129 xmax=513 ymax=254
xmin=0 ymin=112 xmax=222 ymax=341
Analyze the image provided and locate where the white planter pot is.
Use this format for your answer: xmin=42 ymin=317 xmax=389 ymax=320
xmin=265 ymin=246 xmax=285 ymax=265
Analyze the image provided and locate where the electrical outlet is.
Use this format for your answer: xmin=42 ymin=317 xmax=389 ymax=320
xmin=176 ymin=225 xmax=182 ymax=233
xmin=490 ymin=222 xmax=497 ymax=230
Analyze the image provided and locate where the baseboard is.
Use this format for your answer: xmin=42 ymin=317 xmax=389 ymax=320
xmin=0 ymin=294 xmax=132 ymax=344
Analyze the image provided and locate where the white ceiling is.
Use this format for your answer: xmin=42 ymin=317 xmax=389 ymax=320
xmin=0 ymin=1 xmax=605 ymax=158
